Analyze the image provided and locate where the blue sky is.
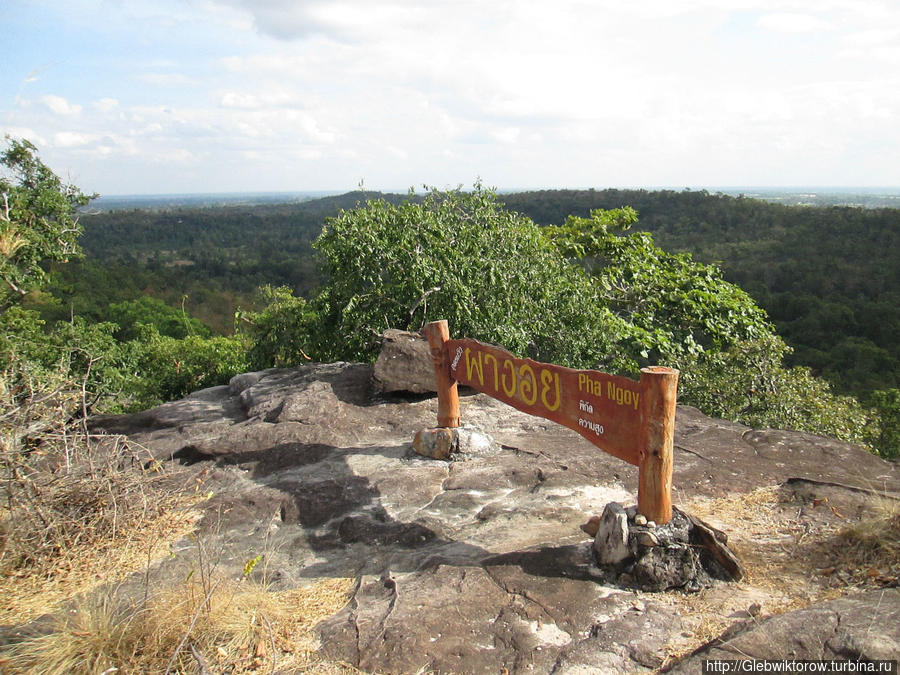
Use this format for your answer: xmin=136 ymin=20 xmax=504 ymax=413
xmin=2 ymin=0 xmax=899 ymax=195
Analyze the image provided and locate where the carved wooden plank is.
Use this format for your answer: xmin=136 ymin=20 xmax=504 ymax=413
xmin=445 ymin=337 xmax=644 ymax=466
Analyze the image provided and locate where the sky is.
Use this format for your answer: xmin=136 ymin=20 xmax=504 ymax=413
xmin=2 ymin=0 xmax=899 ymax=196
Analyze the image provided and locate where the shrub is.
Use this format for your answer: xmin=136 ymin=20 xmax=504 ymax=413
xmin=126 ymin=327 xmax=249 ymax=410
xmin=680 ymin=336 xmax=875 ymax=447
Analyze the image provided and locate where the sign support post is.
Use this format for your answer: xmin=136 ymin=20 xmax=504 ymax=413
xmin=422 ymin=319 xmax=460 ymax=428
xmin=637 ymin=366 xmax=678 ymax=525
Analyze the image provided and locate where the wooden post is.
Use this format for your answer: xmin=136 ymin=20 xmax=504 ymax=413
xmin=422 ymin=320 xmax=460 ymax=428
xmin=637 ymin=366 xmax=679 ymax=525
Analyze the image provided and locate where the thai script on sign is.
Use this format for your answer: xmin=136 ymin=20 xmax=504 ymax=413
xmin=445 ymin=338 xmax=644 ymax=466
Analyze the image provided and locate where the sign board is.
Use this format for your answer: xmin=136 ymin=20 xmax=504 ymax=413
xmin=422 ymin=320 xmax=678 ymax=524
xmin=446 ymin=338 xmax=643 ymax=466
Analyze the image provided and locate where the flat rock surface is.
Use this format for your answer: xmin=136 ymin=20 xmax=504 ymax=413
xmin=91 ymin=363 xmax=900 ymax=674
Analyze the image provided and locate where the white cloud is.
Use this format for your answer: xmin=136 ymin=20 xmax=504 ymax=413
xmin=140 ymin=73 xmax=196 ymax=87
xmin=490 ymin=127 xmax=521 ymax=145
xmin=220 ymin=88 xmax=300 ymax=109
xmin=40 ymin=94 xmax=83 ymax=116
xmin=5 ymin=0 xmax=900 ymax=192
xmin=756 ymin=12 xmax=835 ymax=33
xmin=149 ymin=148 xmax=194 ymax=163
xmin=52 ymin=131 xmax=97 ymax=147
xmin=215 ymin=0 xmax=446 ymax=41
xmin=385 ymin=145 xmax=407 ymax=159
xmin=1 ymin=127 xmax=47 ymax=146
xmin=92 ymin=98 xmax=120 ymax=113
xmin=838 ymin=28 xmax=900 ymax=64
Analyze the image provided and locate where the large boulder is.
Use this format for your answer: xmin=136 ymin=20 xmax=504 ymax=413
xmin=372 ymin=328 xmax=437 ymax=394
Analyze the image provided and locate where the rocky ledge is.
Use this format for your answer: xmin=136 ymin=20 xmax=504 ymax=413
xmin=91 ymin=335 xmax=900 ymax=674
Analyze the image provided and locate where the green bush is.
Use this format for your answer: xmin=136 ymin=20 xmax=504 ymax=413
xmin=239 ymin=185 xmax=888 ymax=455
xmin=679 ymin=336 xmax=874 ymax=448
xmin=308 ymin=184 xmax=634 ymax=370
xmin=107 ymin=296 xmax=212 ymax=341
xmin=544 ymin=208 xmax=774 ymax=365
xmin=0 ymin=306 xmax=136 ymax=415
xmin=125 ymin=327 xmax=249 ymax=410
xmin=865 ymin=389 xmax=900 ymax=459
xmin=236 ymin=285 xmax=318 ymax=370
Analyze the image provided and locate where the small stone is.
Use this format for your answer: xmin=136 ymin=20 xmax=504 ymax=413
xmin=581 ymin=515 xmax=602 ymax=537
xmin=594 ymin=502 xmax=631 ymax=565
xmin=631 ymin=600 xmax=646 ymax=612
xmin=634 ymin=530 xmax=660 ymax=548
xmin=634 ymin=514 xmax=648 ymax=526
xmin=456 ymin=424 xmax=496 ymax=455
xmin=413 ymin=428 xmax=458 ymax=460
xmin=646 ymin=521 xmax=657 ymax=529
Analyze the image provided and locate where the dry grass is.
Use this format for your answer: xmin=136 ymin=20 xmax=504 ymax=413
xmin=820 ymin=495 xmax=900 ymax=588
xmin=659 ymin=484 xmax=900 ymax=667
xmin=0 ymin=451 xmax=359 ymax=675
xmin=0 ymin=373 xmax=361 ymax=673
xmin=0 ymin=440 xmax=358 ymax=673
xmin=0 ymin=575 xmax=356 ymax=674
xmin=0 ymin=436 xmax=208 ymax=627
xmin=0 ymin=490 xmax=201 ymax=626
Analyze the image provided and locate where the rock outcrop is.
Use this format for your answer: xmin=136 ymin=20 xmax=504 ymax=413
xmin=91 ymin=345 xmax=900 ymax=674
xmin=667 ymin=588 xmax=900 ymax=673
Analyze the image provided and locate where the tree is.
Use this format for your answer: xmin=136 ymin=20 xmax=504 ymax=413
xmin=246 ymin=186 xmax=874 ymax=451
xmin=0 ymin=139 xmax=245 ymax=414
xmin=308 ymin=184 xmax=634 ymax=369
xmin=125 ymin=326 xmax=248 ymax=410
xmin=543 ymin=208 xmax=775 ymax=365
xmin=0 ymin=137 xmax=96 ymax=310
xmin=107 ymin=296 xmax=212 ymax=341
xmin=237 ymin=285 xmax=318 ymax=369
xmin=866 ymin=389 xmax=900 ymax=459
xmin=678 ymin=336 xmax=872 ymax=445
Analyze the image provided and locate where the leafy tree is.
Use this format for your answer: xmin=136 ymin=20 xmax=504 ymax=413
xmin=0 ymin=306 xmax=138 ymax=414
xmin=0 ymin=138 xmax=96 ymax=310
xmin=865 ymin=389 xmax=900 ymax=459
xmin=106 ymin=296 xmax=212 ymax=341
xmin=246 ymin=186 xmax=874 ymax=451
xmin=539 ymin=207 xmax=873 ymax=447
xmin=0 ymin=140 xmax=243 ymax=414
xmin=125 ymin=327 xmax=248 ymax=410
xmin=309 ymin=184 xmax=633 ymax=369
xmin=237 ymin=285 xmax=318 ymax=369
xmin=543 ymin=208 xmax=774 ymax=365
xmin=679 ymin=336 xmax=873 ymax=444
xmin=504 ymin=188 xmax=900 ymax=400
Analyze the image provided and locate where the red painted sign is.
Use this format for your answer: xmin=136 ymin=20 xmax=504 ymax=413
xmin=445 ymin=338 xmax=644 ymax=466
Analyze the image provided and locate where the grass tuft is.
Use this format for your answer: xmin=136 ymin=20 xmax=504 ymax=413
xmin=0 ymin=575 xmax=356 ymax=674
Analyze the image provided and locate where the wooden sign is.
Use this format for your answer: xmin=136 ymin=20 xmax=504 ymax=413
xmin=422 ymin=321 xmax=678 ymax=524
xmin=446 ymin=338 xmax=643 ymax=466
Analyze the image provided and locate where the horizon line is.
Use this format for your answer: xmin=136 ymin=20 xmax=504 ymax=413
xmin=94 ymin=185 xmax=900 ymax=200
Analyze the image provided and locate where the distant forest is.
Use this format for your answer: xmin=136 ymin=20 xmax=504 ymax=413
xmin=36 ymin=189 xmax=899 ymax=400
